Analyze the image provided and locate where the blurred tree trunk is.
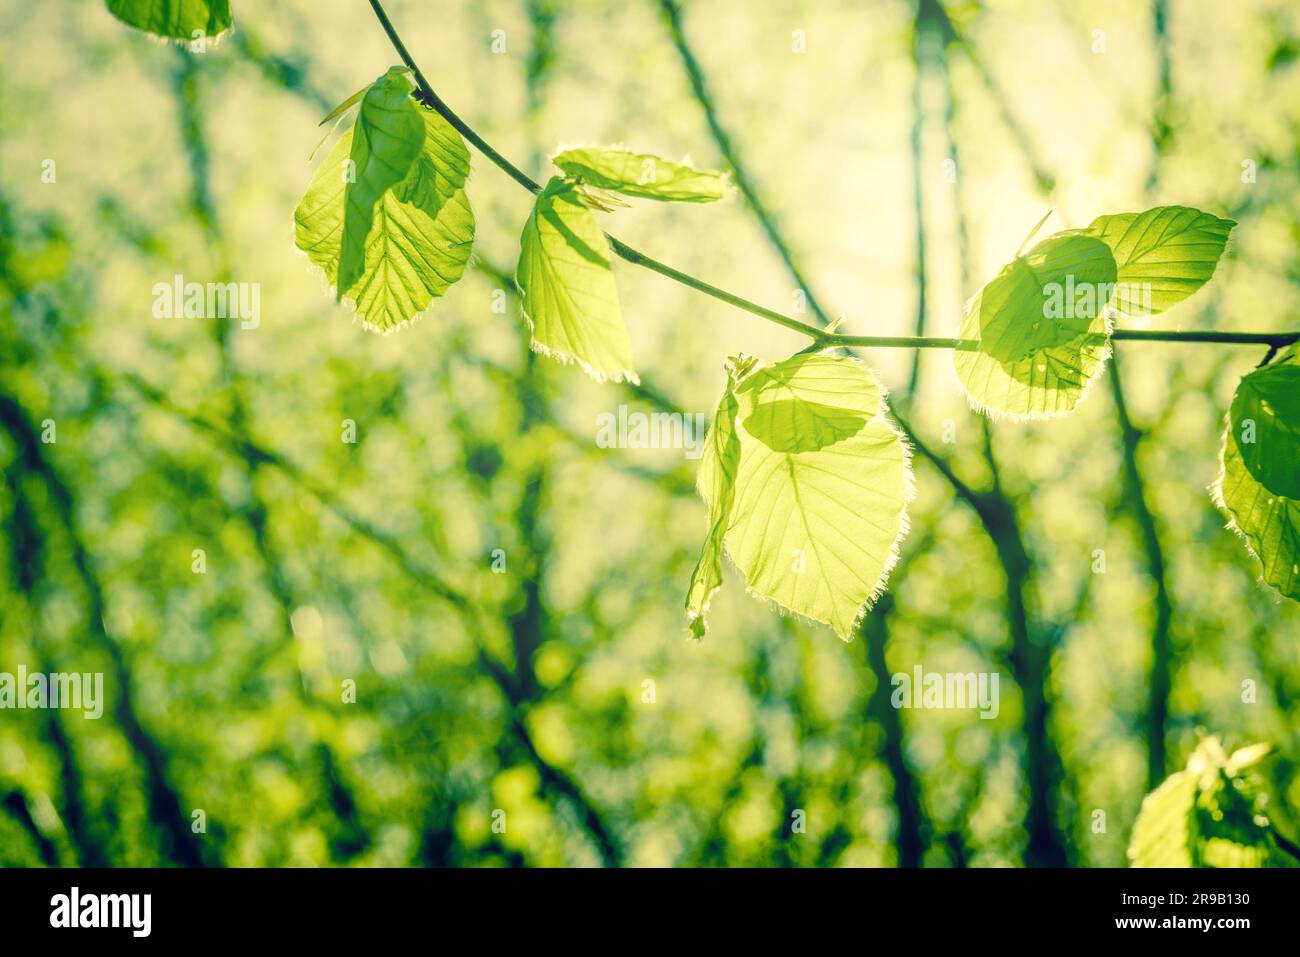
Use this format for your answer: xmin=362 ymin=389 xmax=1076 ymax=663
xmin=0 ymin=393 xmax=213 ymax=866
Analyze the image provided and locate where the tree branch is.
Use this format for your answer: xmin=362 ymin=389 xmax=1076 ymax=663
xmin=0 ymin=392 xmax=213 ymax=867
xmin=364 ymin=0 xmax=1297 ymax=353
xmin=1123 ymin=0 xmax=1177 ymax=795
xmin=120 ymin=374 xmax=624 ymax=866
xmin=172 ymin=50 xmax=372 ymax=859
xmin=657 ymin=0 xmax=834 ymax=327
xmin=0 ymin=792 xmax=58 ymax=866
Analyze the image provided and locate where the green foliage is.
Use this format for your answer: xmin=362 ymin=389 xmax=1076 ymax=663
xmin=1128 ymin=737 xmax=1278 ymax=867
xmin=517 ymin=177 xmax=636 ymax=382
xmin=948 ymin=202 xmax=1279 ymax=608
xmin=1229 ymin=361 xmax=1300 ymax=499
xmin=1217 ymin=436 xmax=1300 ymax=601
xmin=1217 ymin=349 xmax=1300 ymax=601
xmin=294 ymin=70 xmax=474 ymax=333
xmin=954 ymin=232 xmax=1114 ymax=419
xmin=552 ymin=146 xmax=728 ymax=203
xmin=976 ymin=234 xmax=1115 ymax=363
xmin=956 ymin=205 xmax=1234 ymax=420
xmin=685 ymin=357 xmax=749 ymax=638
xmin=107 ymin=0 xmax=1293 ymax=642
xmin=515 ymin=149 xmax=723 ymax=383
xmin=106 ymin=0 xmax=232 ymax=41
xmin=337 ymin=69 xmax=428 ymax=299
xmin=10 ymin=0 xmax=1300 ymax=871
xmin=688 ymin=353 xmax=912 ymax=640
xmin=1085 ymin=205 xmax=1235 ymax=316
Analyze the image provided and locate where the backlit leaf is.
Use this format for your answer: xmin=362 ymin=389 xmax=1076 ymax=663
xmin=552 ymin=146 xmax=727 ymax=203
xmin=106 ymin=0 xmax=232 ymax=41
xmin=1216 ymin=351 xmax=1300 ymax=602
xmin=1129 ymin=736 xmax=1277 ymax=867
xmin=294 ymin=96 xmax=474 ymax=333
xmin=337 ymin=69 xmax=426 ymax=298
xmin=1086 ymin=205 xmax=1235 ymax=316
xmin=1128 ymin=764 xmax=1198 ymax=867
xmin=1229 ymin=361 xmax=1300 ymax=499
xmin=517 ymin=177 xmax=636 ymax=383
xmin=954 ymin=233 xmax=1115 ymax=419
xmin=695 ymin=353 xmax=911 ymax=640
xmin=685 ymin=358 xmax=749 ymax=639
xmin=1217 ymin=435 xmax=1300 ymax=602
xmin=737 ymin=352 xmax=880 ymax=452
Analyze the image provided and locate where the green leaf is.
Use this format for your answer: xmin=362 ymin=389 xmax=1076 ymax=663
xmin=552 ymin=146 xmax=728 ymax=203
xmin=685 ymin=358 xmax=750 ymax=639
xmin=954 ymin=233 xmax=1115 ymax=419
xmin=517 ymin=177 xmax=636 ymax=383
xmin=1128 ymin=763 xmax=1198 ymax=867
xmin=737 ymin=353 xmax=880 ymax=452
xmin=1229 ymin=362 xmax=1300 ymax=499
xmin=1086 ymin=205 xmax=1235 ymax=316
xmin=1217 ymin=348 xmax=1300 ymax=601
xmin=318 ymin=85 xmax=370 ymax=129
xmin=1216 ymin=356 xmax=1300 ymax=602
xmin=337 ymin=69 xmax=427 ymax=299
xmin=294 ymin=98 xmax=474 ymax=333
xmin=1226 ymin=742 xmax=1272 ymax=775
xmin=1200 ymin=838 xmax=1270 ymax=868
xmin=1218 ymin=435 xmax=1300 ymax=602
xmin=106 ymin=0 xmax=232 ymax=41
xmin=1129 ymin=736 xmax=1278 ymax=868
xmin=693 ymin=353 xmax=912 ymax=640
xmin=975 ymin=233 xmax=1115 ymax=363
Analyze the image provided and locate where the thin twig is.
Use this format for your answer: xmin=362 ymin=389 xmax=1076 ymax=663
xmin=830 ymin=329 xmax=1300 ymax=349
xmin=365 ymin=0 xmax=1298 ymax=354
xmin=120 ymin=373 xmax=624 ymax=866
xmin=658 ymin=0 xmax=834 ymax=327
xmin=1110 ymin=354 xmax=1173 ymax=791
xmin=1271 ymin=825 xmax=1300 ymax=863
xmin=907 ymin=6 xmax=934 ymax=394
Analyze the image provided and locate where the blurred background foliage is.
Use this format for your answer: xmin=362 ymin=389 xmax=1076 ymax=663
xmin=1 ymin=0 xmax=1299 ymax=867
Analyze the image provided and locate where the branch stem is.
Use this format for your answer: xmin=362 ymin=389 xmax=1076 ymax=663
xmin=367 ymin=0 xmax=541 ymax=194
xmin=366 ymin=0 xmax=1299 ymax=354
xmin=829 ymin=329 xmax=1300 ymax=350
xmin=1272 ymin=825 xmax=1300 ymax=863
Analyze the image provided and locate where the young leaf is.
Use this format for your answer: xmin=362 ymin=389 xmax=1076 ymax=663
xmin=1129 ymin=737 xmax=1278 ymax=868
xmin=337 ymin=69 xmax=427 ymax=299
xmin=318 ymin=85 xmax=371 ymax=129
xmin=737 ymin=353 xmax=879 ymax=452
xmin=976 ymin=234 xmax=1116 ymax=363
xmin=1228 ymin=362 xmax=1300 ymax=499
xmin=552 ymin=147 xmax=728 ymax=203
xmin=1215 ymin=352 xmax=1300 ymax=602
xmin=295 ymin=102 xmax=474 ymax=333
xmin=106 ymin=0 xmax=232 ymax=41
xmin=685 ymin=358 xmax=749 ymax=638
xmin=517 ymin=177 xmax=636 ymax=383
xmin=693 ymin=353 xmax=911 ymax=640
xmin=1127 ymin=762 xmax=1198 ymax=867
xmin=1086 ymin=205 xmax=1235 ymax=316
xmin=1217 ymin=436 xmax=1300 ymax=602
xmin=954 ymin=233 xmax=1115 ymax=419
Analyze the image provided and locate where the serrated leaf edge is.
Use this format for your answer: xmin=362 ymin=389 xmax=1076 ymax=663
xmin=287 ymin=184 xmax=475 ymax=336
xmin=1210 ymin=420 xmax=1293 ymax=603
xmin=712 ymin=364 xmax=915 ymax=641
